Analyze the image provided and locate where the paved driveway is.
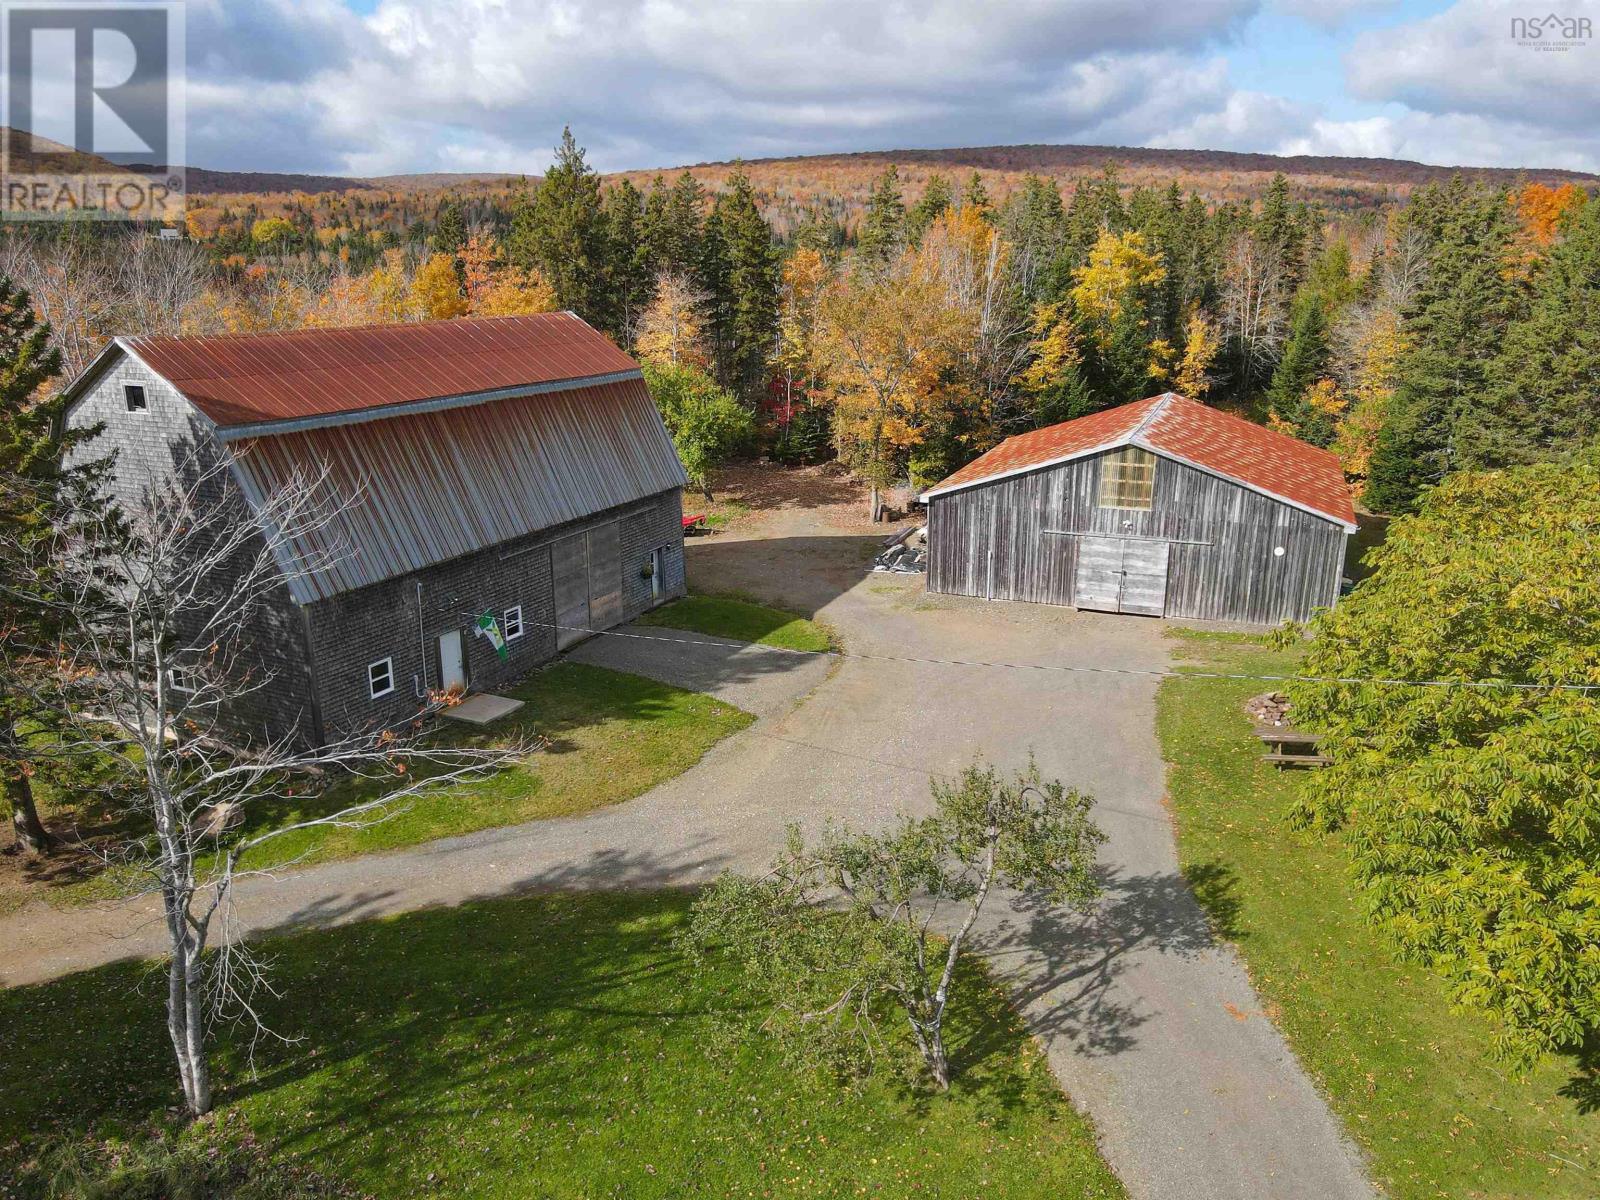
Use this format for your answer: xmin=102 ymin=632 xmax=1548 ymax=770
xmin=0 ymin=508 xmax=1371 ymax=1200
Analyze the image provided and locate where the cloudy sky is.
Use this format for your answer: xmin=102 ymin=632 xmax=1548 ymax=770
xmin=181 ymin=0 xmax=1599 ymax=176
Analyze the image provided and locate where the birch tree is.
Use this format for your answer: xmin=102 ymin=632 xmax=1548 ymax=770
xmin=5 ymin=455 xmax=525 ymax=1116
xmin=683 ymin=761 xmax=1102 ymax=1090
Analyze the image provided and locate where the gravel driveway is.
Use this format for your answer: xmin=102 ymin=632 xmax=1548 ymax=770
xmin=0 ymin=498 xmax=1372 ymax=1200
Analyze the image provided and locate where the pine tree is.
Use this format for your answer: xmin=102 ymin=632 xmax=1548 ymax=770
xmin=716 ymin=171 xmax=780 ymax=402
xmin=696 ymin=203 xmax=733 ymax=389
xmin=506 ymin=127 xmax=609 ymax=328
xmin=1366 ymin=182 xmax=1521 ymax=512
xmin=962 ymin=171 xmax=992 ymax=222
xmin=662 ymin=172 xmax=706 ymax=278
xmin=1267 ymin=294 xmax=1332 ymax=444
xmin=433 ymin=198 xmax=466 ymax=255
xmin=0 ymin=279 xmax=78 ymax=854
xmin=858 ymin=165 xmax=905 ymax=264
xmin=1475 ymin=196 xmax=1600 ymax=465
xmin=906 ymin=173 xmax=953 ymax=245
xmin=604 ymin=179 xmax=653 ymax=345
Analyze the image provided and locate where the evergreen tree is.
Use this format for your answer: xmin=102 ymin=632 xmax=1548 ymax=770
xmin=507 ymin=128 xmax=609 ymax=328
xmin=1002 ymin=174 xmax=1067 ymax=302
xmin=858 ymin=165 xmax=905 ymax=264
xmin=962 ymin=171 xmax=992 ymax=222
xmin=662 ymin=171 xmax=707 ymax=278
xmin=1366 ymin=182 xmax=1520 ymax=512
xmin=604 ymin=179 xmax=653 ymax=345
xmin=0 ymin=279 xmax=81 ymax=854
xmin=1475 ymin=196 xmax=1600 ymax=465
xmin=1266 ymin=294 xmax=1333 ymax=444
xmin=715 ymin=171 xmax=780 ymax=402
xmin=641 ymin=174 xmax=674 ymax=274
xmin=433 ymin=198 xmax=466 ymax=255
xmin=695 ymin=203 xmax=733 ymax=388
xmin=906 ymin=173 xmax=953 ymax=245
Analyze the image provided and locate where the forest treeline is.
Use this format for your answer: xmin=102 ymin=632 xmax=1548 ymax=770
xmin=6 ymin=129 xmax=1597 ymax=515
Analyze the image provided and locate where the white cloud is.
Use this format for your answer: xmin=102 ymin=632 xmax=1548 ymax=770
xmin=1280 ymin=110 xmax=1600 ymax=173
xmin=1346 ymin=0 xmax=1600 ymax=133
xmin=183 ymin=0 xmax=1267 ymax=173
xmin=172 ymin=0 xmax=1599 ymax=177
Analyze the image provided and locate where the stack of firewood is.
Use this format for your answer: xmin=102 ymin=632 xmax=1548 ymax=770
xmin=1244 ymin=691 xmax=1292 ymax=726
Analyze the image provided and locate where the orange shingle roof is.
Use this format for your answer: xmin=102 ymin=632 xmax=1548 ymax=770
xmin=923 ymin=393 xmax=1357 ymax=530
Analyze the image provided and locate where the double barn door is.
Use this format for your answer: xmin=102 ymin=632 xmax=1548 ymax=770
xmin=1073 ymin=536 xmax=1170 ymax=617
xmin=552 ymin=521 xmax=623 ymax=649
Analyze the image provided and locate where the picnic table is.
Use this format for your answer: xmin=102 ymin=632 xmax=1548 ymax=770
xmin=1254 ymin=724 xmax=1331 ymax=768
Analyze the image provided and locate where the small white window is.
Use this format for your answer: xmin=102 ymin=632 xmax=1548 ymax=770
xmin=503 ymin=605 xmax=524 ymax=641
xmin=166 ymin=666 xmax=197 ymax=694
xmin=368 ymin=657 xmax=395 ymax=699
xmin=124 ymin=384 xmax=147 ymax=412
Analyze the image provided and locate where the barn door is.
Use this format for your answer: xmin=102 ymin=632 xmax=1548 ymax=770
xmin=587 ymin=520 xmax=623 ymax=630
xmin=1118 ymin=539 xmax=1170 ymax=616
xmin=1073 ymin=537 xmax=1124 ymax=613
xmin=1073 ymin=537 xmax=1170 ymax=616
xmin=552 ymin=532 xmax=589 ymax=648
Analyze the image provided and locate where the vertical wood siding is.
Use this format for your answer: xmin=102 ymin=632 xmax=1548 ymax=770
xmin=927 ymin=449 xmax=1345 ymax=625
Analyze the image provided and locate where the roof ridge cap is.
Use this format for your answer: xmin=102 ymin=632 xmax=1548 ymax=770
xmin=1128 ymin=392 xmax=1174 ymax=444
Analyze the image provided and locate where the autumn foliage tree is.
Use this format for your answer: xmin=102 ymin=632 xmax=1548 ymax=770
xmin=819 ymin=256 xmax=973 ymax=516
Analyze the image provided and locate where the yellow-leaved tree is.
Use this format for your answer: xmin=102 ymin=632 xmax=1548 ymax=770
xmin=460 ymin=234 xmax=558 ymax=318
xmin=819 ymin=260 xmax=973 ymax=519
xmin=412 ymin=252 xmax=467 ymax=320
xmin=635 ymin=272 xmax=708 ymax=368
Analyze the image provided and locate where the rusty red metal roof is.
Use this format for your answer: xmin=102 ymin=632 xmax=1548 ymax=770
xmin=924 ymin=393 xmax=1357 ymax=529
xmin=120 ymin=312 xmax=640 ymax=431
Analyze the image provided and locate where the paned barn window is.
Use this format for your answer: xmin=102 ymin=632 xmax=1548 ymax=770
xmin=1098 ymin=447 xmax=1156 ymax=510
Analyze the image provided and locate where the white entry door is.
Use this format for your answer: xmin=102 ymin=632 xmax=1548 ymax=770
xmin=439 ymin=628 xmax=467 ymax=692
xmin=1073 ymin=537 xmax=1170 ymax=617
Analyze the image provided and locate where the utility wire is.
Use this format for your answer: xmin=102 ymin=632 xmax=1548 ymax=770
xmin=521 ymin=618 xmax=1600 ymax=695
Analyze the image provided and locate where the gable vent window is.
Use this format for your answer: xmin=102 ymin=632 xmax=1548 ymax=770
xmin=1098 ymin=447 xmax=1156 ymax=511
xmin=124 ymin=384 xmax=148 ymax=413
xmin=368 ymin=657 xmax=395 ymax=700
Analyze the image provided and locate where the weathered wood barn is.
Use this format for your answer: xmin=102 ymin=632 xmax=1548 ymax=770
xmin=61 ymin=312 xmax=688 ymax=743
xmin=921 ymin=393 xmax=1356 ymax=625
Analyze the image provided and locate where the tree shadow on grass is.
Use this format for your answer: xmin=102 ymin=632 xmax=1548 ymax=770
xmin=0 ymin=885 xmax=1063 ymax=1193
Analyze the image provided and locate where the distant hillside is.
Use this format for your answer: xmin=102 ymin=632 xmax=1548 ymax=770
xmin=171 ymin=141 xmax=1599 ymax=203
xmin=668 ymin=143 xmax=1600 ymax=189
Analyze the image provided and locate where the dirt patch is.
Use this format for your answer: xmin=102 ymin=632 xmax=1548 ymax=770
xmin=706 ymin=463 xmax=877 ymax=533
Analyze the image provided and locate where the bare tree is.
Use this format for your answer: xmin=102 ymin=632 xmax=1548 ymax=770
xmin=1220 ymin=231 xmax=1288 ymax=400
xmin=113 ymin=234 xmax=211 ymax=336
xmin=7 ymin=454 xmax=525 ymax=1116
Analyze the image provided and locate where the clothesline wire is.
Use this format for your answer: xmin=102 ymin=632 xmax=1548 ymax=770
xmin=515 ymin=618 xmax=1600 ymax=695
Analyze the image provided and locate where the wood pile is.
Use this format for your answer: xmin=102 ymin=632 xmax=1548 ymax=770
xmin=1244 ymin=691 xmax=1293 ymax=726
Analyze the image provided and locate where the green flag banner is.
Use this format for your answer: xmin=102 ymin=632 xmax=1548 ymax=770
xmin=475 ymin=611 xmax=508 ymax=659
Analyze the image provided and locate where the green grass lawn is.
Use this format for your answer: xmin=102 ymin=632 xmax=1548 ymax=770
xmin=1158 ymin=632 xmax=1596 ymax=1200
xmin=37 ymin=663 xmax=753 ymax=905
xmin=635 ymin=594 xmax=836 ymax=653
xmin=0 ymin=890 xmax=1125 ymax=1200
